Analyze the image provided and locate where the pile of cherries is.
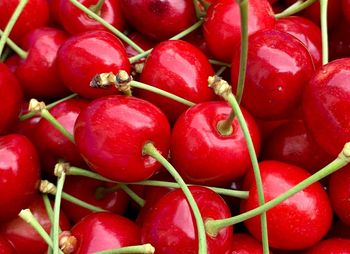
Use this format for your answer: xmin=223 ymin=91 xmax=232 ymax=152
xmin=1 ymin=0 xmax=350 ymax=253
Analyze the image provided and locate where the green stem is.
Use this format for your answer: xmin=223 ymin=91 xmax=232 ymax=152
xmin=0 ymin=46 xmax=11 ymax=62
xmin=89 ymin=0 xmax=106 ymax=14
xmin=275 ymin=0 xmax=317 ymax=19
xmin=42 ymin=194 xmax=54 ymax=254
xmin=320 ymin=0 xmax=328 ymax=65
xmin=193 ymin=0 xmax=203 ymax=19
xmin=69 ymin=0 xmax=144 ymax=54
xmin=209 ymin=59 xmax=231 ymax=67
xmin=216 ymin=66 xmax=227 ymax=76
xmin=0 ymin=29 xmax=28 ymax=59
xmin=217 ymin=111 xmax=235 ymax=136
xmin=53 ymin=172 xmax=66 ymax=254
xmin=62 ymin=192 xmax=106 ymax=212
xmin=143 ymin=143 xmax=207 ymax=254
xmin=0 ymin=0 xmax=28 ymax=58
xmin=95 ymin=244 xmax=155 ymax=254
xmin=68 ymin=166 xmax=114 ymax=182
xmin=197 ymin=0 xmax=210 ymax=10
xmin=118 ymin=183 xmax=145 ymax=207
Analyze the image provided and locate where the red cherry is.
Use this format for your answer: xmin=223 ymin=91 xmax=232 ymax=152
xmin=71 ymin=212 xmax=141 ymax=253
xmin=303 ymin=58 xmax=350 ymax=157
xmin=58 ymin=0 xmax=124 ymax=35
xmin=171 ymin=101 xmax=260 ymax=186
xmin=124 ymin=32 xmax=155 ymax=59
xmin=141 ymin=186 xmax=233 ymax=253
xmin=74 ymin=95 xmax=171 ymax=182
xmin=0 ymin=134 xmax=40 ymax=221
xmin=343 ymin=0 xmax=350 ymax=24
xmin=203 ymin=0 xmax=275 ymax=62
xmin=241 ymin=161 xmax=333 ymax=250
xmin=57 ymin=30 xmax=130 ymax=99
xmin=0 ymin=235 xmax=15 ymax=254
xmin=231 ymin=29 xmax=314 ymax=120
xmin=229 ymin=233 xmax=265 ymax=254
xmin=306 ymin=238 xmax=350 ymax=254
xmin=119 ymin=0 xmax=196 ymax=41
xmin=329 ymin=17 xmax=350 ymax=60
xmin=139 ymin=40 xmax=215 ymax=124
xmin=0 ymin=63 xmax=23 ymax=135
xmin=1 ymin=195 xmax=70 ymax=254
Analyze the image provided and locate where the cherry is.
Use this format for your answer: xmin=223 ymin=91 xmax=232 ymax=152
xmin=57 ymin=30 xmax=130 ymax=99
xmin=303 ymin=58 xmax=350 ymax=157
xmin=306 ymin=238 xmax=350 ymax=254
xmin=0 ymin=63 xmax=23 ymax=135
xmin=0 ymin=235 xmax=15 ymax=254
xmin=58 ymin=0 xmax=125 ymax=35
xmin=139 ymin=40 xmax=215 ymax=124
xmin=119 ymin=0 xmax=196 ymax=41
xmin=231 ymin=29 xmax=314 ymax=120
xmin=203 ymin=0 xmax=275 ymax=62
xmin=0 ymin=134 xmax=40 ymax=222
xmin=1 ymin=195 xmax=70 ymax=254
xmin=241 ymin=161 xmax=333 ymax=250
xmin=229 ymin=233 xmax=266 ymax=254
xmin=74 ymin=95 xmax=171 ymax=182
xmin=141 ymin=186 xmax=233 ymax=253
xmin=343 ymin=0 xmax=350 ymax=24
xmin=171 ymin=101 xmax=260 ymax=186
xmin=329 ymin=17 xmax=350 ymax=60
xmin=124 ymin=32 xmax=155 ymax=59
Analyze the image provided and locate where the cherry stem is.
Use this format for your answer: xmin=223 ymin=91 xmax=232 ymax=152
xmin=89 ymin=0 xmax=106 ymax=15
xmin=69 ymin=0 xmax=144 ymax=54
xmin=275 ymin=0 xmax=317 ymax=19
xmin=209 ymin=59 xmax=231 ymax=67
xmin=0 ymin=29 xmax=28 ymax=59
xmin=129 ymin=19 xmax=204 ymax=64
xmin=95 ymin=244 xmax=155 ymax=254
xmin=20 ymin=93 xmax=77 ymax=121
xmin=206 ymin=142 xmax=350 ymax=233
xmin=0 ymin=0 xmax=28 ymax=58
xmin=117 ymin=183 xmax=146 ymax=207
xmin=193 ymin=0 xmax=204 ymax=19
xmin=320 ymin=0 xmax=329 ymax=65
xmin=216 ymin=66 xmax=227 ymax=76
xmin=42 ymin=194 xmax=55 ymax=254
xmin=197 ymin=0 xmax=210 ymax=10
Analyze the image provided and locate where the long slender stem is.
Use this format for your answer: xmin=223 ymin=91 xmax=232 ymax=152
xmin=0 ymin=29 xmax=27 ymax=59
xmin=95 ymin=244 xmax=155 ymax=254
xmin=61 ymin=192 xmax=106 ymax=212
xmin=89 ymin=0 xmax=106 ymax=14
xmin=117 ymin=183 xmax=145 ymax=207
xmin=42 ymin=194 xmax=54 ymax=254
xmin=0 ymin=0 xmax=28 ymax=58
xmin=193 ymin=0 xmax=203 ymax=19
xmin=320 ymin=0 xmax=329 ymax=65
xmin=209 ymin=59 xmax=231 ymax=67
xmin=275 ymin=0 xmax=317 ymax=19
xmin=143 ymin=143 xmax=207 ymax=254
xmin=53 ymin=172 xmax=66 ymax=254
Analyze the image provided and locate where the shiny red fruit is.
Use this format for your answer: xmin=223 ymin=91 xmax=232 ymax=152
xmin=306 ymin=238 xmax=350 ymax=254
xmin=229 ymin=233 xmax=265 ymax=254
xmin=0 ymin=235 xmax=15 ymax=254
xmin=329 ymin=17 xmax=350 ymax=60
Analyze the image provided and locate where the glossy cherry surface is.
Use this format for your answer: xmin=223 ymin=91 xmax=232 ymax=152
xmin=241 ymin=161 xmax=333 ymax=250
xmin=139 ymin=40 xmax=215 ymax=124
xmin=306 ymin=238 xmax=350 ymax=254
xmin=203 ymin=0 xmax=275 ymax=62
xmin=229 ymin=233 xmax=265 ymax=254
xmin=329 ymin=17 xmax=350 ymax=60
xmin=303 ymin=58 xmax=350 ymax=157
xmin=141 ymin=186 xmax=233 ymax=253
xmin=231 ymin=29 xmax=314 ymax=120
xmin=74 ymin=95 xmax=171 ymax=182
xmin=57 ymin=30 xmax=130 ymax=99
xmin=0 ymin=235 xmax=15 ymax=254
xmin=171 ymin=101 xmax=260 ymax=186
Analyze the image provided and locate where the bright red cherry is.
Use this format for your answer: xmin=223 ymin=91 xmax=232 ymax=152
xmin=119 ymin=0 xmax=196 ymax=41
xmin=241 ymin=161 xmax=333 ymax=250
xmin=171 ymin=101 xmax=260 ymax=186
xmin=229 ymin=233 xmax=265 ymax=254
xmin=0 ymin=235 xmax=15 ymax=254
xmin=303 ymin=58 xmax=350 ymax=157
xmin=306 ymin=238 xmax=350 ymax=254
xmin=74 ymin=95 xmax=171 ymax=182
xmin=231 ymin=29 xmax=314 ymax=120
xmin=139 ymin=40 xmax=215 ymax=124
xmin=203 ymin=0 xmax=275 ymax=62
xmin=57 ymin=30 xmax=130 ymax=99
xmin=141 ymin=186 xmax=233 ymax=253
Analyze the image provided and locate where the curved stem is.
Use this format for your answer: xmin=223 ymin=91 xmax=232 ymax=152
xmin=118 ymin=183 xmax=145 ymax=207
xmin=68 ymin=166 xmax=114 ymax=182
xmin=42 ymin=194 xmax=54 ymax=254
xmin=320 ymin=0 xmax=329 ymax=65
xmin=275 ymin=0 xmax=317 ymax=19
xmin=209 ymin=59 xmax=231 ymax=67
xmin=89 ymin=0 xmax=106 ymax=14
xmin=0 ymin=0 xmax=28 ymax=58
xmin=53 ymin=171 xmax=66 ymax=254
xmin=142 ymin=142 xmax=207 ymax=254
xmin=61 ymin=192 xmax=106 ymax=212
xmin=0 ymin=29 xmax=27 ymax=59
xmin=95 ymin=244 xmax=155 ymax=254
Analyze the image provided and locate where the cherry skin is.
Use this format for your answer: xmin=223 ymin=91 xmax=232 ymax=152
xmin=0 ymin=63 xmax=23 ymax=135
xmin=303 ymin=58 xmax=350 ymax=157
xmin=119 ymin=0 xmax=196 ymax=41
xmin=171 ymin=101 xmax=261 ymax=186
xmin=57 ymin=30 xmax=130 ymax=99
xmin=61 ymin=176 xmax=129 ymax=223
xmin=58 ymin=0 xmax=124 ymax=35
xmin=74 ymin=95 xmax=171 ymax=182
xmin=229 ymin=233 xmax=266 ymax=254
xmin=0 ymin=235 xmax=15 ymax=254
xmin=231 ymin=29 xmax=314 ymax=120
xmin=306 ymin=238 xmax=350 ymax=254
xmin=139 ymin=40 xmax=215 ymax=124
xmin=71 ymin=212 xmax=141 ymax=253
xmin=1 ymin=195 xmax=70 ymax=254
xmin=342 ymin=0 xmax=350 ymax=24
xmin=329 ymin=17 xmax=350 ymax=60
xmin=241 ymin=161 xmax=333 ymax=250
xmin=203 ymin=0 xmax=275 ymax=62
xmin=141 ymin=186 xmax=233 ymax=253
xmin=0 ymin=134 xmax=40 ymax=222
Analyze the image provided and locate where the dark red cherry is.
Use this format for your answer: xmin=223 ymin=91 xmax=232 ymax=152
xmin=1 ymin=195 xmax=70 ymax=254
xmin=62 ymin=176 xmax=129 ymax=223
xmin=343 ymin=0 xmax=350 ymax=24
xmin=203 ymin=0 xmax=275 ymax=62
xmin=141 ymin=186 xmax=233 ymax=253
xmin=58 ymin=0 xmax=124 ymax=35
xmin=0 ymin=63 xmax=23 ymax=135
xmin=275 ymin=16 xmax=322 ymax=68
xmin=74 ymin=95 xmax=171 ymax=182
xmin=171 ymin=101 xmax=260 ymax=186
xmin=303 ymin=58 xmax=350 ymax=157
xmin=120 ymin=0 xmax=196 ymax=41
xmin=229 ymin=233 xmax=265 ymax=254
xmin=57 ymin=30 xmax=130 ymax=99
xmin=71 ymin=212 xmax=140 ymax=253
xmin=124 ymin=32 xmax=155 ymax=59
xmin=306 ymin=238 xmax=350 ymax=254
xmin=231 ymin=29 xmax=314 ymax=120
xmin=241 ymin=161 xmax=333 ymax=250
xmin=0 ymin=0 xmax=49 ymax=43
xmin=0 ymin=235 xmax=15 ymax=254
xmin=48 ymin=0 xmax=62 ymax=26
xmin=14 ymin=27 xmax=70 ymax=99
xmin=139 ymin=40 xmax=215 ymax=124
xmin=329 ymin=17 xmax=350 ymax=60
xmin=0 ymin=134 xmax=40 ymax=222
